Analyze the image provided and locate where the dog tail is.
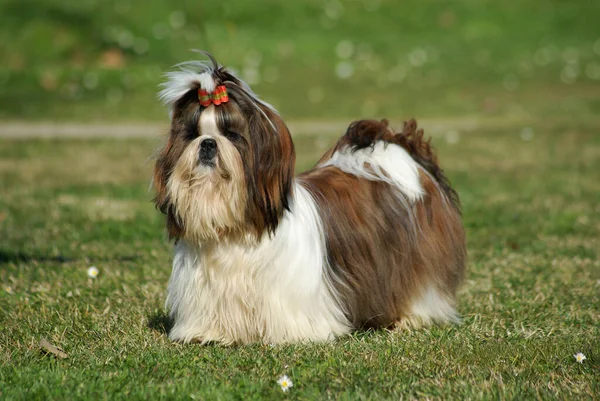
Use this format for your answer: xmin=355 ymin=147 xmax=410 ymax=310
xmin=343 ymin=119 xmax=461 ymax=211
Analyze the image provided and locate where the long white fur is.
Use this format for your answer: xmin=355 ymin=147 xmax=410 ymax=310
xmin=159 ymin=62 xmax=217 ymax=106
xmin=159 ymin=59 xmax=280 ymax=132
xmin=405 ymin=286 xmax=460 ymax=327
xmin=321 ymin=141 xmax=425 ymax=202
xmin=166 ymin=183 xmax=351 ymax=344
xmin=158 ymin=60 xmax=277 ymax=113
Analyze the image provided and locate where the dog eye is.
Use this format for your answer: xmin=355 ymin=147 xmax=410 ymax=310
xmin=185 ymin=120 xmax=199 ymax=139
xmin=224 ymin=130 xmax=241 ymax=142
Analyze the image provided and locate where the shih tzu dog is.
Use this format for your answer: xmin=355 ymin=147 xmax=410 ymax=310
xmin=154 ymin=52 xmax=466 ymax=345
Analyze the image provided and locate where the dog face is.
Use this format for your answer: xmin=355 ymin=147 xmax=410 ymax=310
xmin=154 ymin=57 xmax=295 ymax=243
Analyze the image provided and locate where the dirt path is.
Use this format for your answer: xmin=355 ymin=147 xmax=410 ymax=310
xmin=0 ymin=117 xmax=517 ymax=139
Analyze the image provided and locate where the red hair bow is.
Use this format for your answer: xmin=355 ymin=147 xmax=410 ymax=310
xmin=198 ymin=85 xmax=229 ymax=107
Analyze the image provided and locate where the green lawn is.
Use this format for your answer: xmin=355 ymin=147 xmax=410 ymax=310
xmin=1 ymin=0 xmax=599 ymax=398
xmin=1 ymin=116 xmax=599 ymax=399
xmin=1 ymin=0 xmax=599 ymax=120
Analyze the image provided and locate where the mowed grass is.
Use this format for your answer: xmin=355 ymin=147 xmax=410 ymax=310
xmin=1 ymin=117 xmax=599 ymax=400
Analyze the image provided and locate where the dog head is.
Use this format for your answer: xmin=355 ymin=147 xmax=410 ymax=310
xmin=154 ymin=52 xmax=295 ymax=243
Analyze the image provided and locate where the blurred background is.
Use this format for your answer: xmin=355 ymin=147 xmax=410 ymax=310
xmin=1 ymin=0 xmax=598 ymax=122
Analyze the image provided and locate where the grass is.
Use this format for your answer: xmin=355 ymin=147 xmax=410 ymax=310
xmin=1 ymin=0 xmax=599 ymax=398
xmin=1 ymin=116 xmax=599 ymax=399
xmin=1 ymin=0 xmax=599 ymax=120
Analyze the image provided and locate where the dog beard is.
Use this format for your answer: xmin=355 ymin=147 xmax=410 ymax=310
xmin=166 ymin=108 xmax=248 ymax=243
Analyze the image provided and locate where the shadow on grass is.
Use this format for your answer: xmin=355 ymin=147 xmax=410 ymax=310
xmin=147 ymin=311 xmax=173 ymax=336
xmin=0 ymin=249 xmax=139 ymax=265
xmin=0 ymin=249 xmax=75 ymax=264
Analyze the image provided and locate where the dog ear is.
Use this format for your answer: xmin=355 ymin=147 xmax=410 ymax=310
xmin=245 ymin=107 xmax=295 ymax=237
xmin=153 ymin=92 xmax=199 ymax=240
xmin=153 ymin=135 xmax=186 ymax=240
xmin=153 ymin=137 xmax=171 ymax=216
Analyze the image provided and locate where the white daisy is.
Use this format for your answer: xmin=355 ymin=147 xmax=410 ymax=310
xmin=87 ymin=266 xmax=99 ymax=279
xmin=574 ymin=352 xmax=586 ymax=363
xmin=277 ymin=374 xmax=293 ymax=392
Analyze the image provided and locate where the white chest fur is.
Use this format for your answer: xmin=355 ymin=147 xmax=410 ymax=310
xmin=165 ymin=184 xmax=350 ymax=344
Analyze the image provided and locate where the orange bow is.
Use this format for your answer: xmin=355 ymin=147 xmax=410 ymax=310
xmin=198 ymin=85 xmax=229 ymax=107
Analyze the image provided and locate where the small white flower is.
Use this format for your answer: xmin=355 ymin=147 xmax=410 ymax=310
xmin=4 ymin=286 xmax=13 ymax=294
xmin=277 ymin=374 xmax=293 ymax=392
xmin=87 ymin=266 xmax=99 ymax=279
xmin=574 ymin=352 xmax=586 ymax=363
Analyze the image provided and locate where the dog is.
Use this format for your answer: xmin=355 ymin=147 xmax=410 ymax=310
xmin=153 ymin=52 xmax=466 ymax=344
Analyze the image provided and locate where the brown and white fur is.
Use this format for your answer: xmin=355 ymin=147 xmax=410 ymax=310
xmin=154 ymin=53 xmax=466 ymax=345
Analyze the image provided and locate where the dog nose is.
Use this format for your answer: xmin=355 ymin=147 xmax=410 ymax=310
xmin=199 ymin=138 xmax=217 ymax=162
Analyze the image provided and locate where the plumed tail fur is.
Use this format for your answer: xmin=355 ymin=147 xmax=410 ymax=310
xmin=342 ymin=119 xmax=461 ymax=212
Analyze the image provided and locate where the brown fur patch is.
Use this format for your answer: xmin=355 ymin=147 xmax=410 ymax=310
xmin=301 ymin=118 xmax=466 ymax=328
xmin=215 ymin=99 xmax=295 ymax=238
